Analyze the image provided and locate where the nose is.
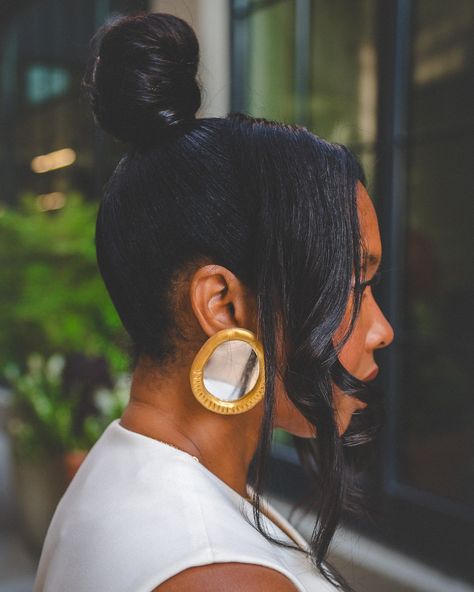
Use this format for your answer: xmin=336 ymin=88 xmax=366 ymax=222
xmin=367 ymin=302 xmax=395 ymax=351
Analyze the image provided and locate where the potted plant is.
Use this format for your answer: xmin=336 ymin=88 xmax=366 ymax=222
xmin=3 ymin=351 xmax=130 ymax=554
xmin=0 ymin=189 xmax=131 ymax=556
xmin=0 ymin=192 xmax=129 ymax=381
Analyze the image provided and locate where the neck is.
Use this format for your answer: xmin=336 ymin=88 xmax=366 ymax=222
xmin=120 ymin=361 xmax=263 ymax=499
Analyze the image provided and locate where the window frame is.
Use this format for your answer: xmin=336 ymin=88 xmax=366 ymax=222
xmin=231 ymin=0 xmax=474 ymax=582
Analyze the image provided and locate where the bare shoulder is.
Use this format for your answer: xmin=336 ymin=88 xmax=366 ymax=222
xmin=152 ymin=562 xmax=299 ymax=591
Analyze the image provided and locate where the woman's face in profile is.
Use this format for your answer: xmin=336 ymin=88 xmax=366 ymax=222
xmin=274 ymin=181 xmax=395 ymax=437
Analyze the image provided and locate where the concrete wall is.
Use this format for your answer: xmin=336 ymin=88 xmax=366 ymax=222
xmin=150 ymin=0 xmax=231 ymax=118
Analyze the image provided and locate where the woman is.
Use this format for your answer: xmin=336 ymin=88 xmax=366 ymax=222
xmin=34 ymin=12 xmax=394 ymax=592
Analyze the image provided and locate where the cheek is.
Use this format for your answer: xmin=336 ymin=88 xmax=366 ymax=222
xmin=338 ymin=332 xmax=364 ymax=376
xmin=273 ymin=306 xmax=364 ymax=439
xmin=333 ymin=297 xmax=367 ymax=377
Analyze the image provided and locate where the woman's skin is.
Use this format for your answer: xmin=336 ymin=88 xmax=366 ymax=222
xmin=120 ymin=181 xmax=395 ymax=591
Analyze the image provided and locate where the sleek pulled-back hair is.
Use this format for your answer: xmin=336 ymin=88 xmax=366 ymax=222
xmin=84 ymin=12 xmax=385 ymax=591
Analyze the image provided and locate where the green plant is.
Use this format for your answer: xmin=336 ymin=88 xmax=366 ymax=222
xmin=0 ymin=192 xmax=128 ymax=376
xmin=81 ymin=373 xmax=131 ymax=449
xmin=5 ymin=352 xmax=130 ymax=462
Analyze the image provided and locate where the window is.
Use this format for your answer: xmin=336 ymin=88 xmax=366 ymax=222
xmin=0 ymin=0 xmax=140 ymax=206
xmin=232 ymin=0 xmax=296 ymax=123
xmin=388 ymin=0 xmax=474 ymax=576
xmin=232 ymin=0 xmax=474 ymax=581
xmin=25 ymin=65 xmax=71 ymax=105
xmin=309 ymin=0 xmax=377 ymax=184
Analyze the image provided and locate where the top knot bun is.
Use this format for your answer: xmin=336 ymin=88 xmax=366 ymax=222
xmin=84 ymin=12 xmax=201 ymax=146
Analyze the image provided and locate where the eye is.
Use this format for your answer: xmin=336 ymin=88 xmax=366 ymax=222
xmin=350 ymin=271 xmax=382 ymax=296
xmin=361 ymin=271 xmax=382 ymax=292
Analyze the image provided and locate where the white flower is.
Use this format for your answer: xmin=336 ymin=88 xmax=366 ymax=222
xmin=45 ymin=354 xmax=65 ymax=382
xmin=27 ymin=353 xmax=44 ymax=377
xmin=114 ymin=373 xmax=131 ymax=405
xmin=94 ymin=388 xmax=114 ymax=414
xmin=93 ymin=373 xmax=131 ymax=416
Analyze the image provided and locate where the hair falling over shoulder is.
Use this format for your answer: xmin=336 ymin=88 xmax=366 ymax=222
xmin=83 ymin=12 xmax=385 ymax=591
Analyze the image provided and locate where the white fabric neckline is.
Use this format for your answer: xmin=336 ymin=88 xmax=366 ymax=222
xmin=112 ymin=419 xmax=310 ymax=553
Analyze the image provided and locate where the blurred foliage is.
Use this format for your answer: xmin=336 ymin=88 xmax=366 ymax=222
xmin=4 ymin=352 xmax=129 ymax=461
xmin=0 ymin=192 xmax=128 ymax=375
xmin=272 ymin=427 xmax=293 ymax=446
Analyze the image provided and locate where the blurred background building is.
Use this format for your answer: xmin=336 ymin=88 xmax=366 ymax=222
xmin=0 ymin=1 xmax=473 ymax=591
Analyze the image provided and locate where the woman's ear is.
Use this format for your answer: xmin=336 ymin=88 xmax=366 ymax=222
xmin=189 ymin=264 xmax=256 ymax=337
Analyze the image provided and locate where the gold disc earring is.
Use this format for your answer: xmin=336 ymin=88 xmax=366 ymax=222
xmin=189 ymin=327 xmax=265 ymax=415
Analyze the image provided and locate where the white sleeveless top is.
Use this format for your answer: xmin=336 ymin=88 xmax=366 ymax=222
xmin=33 ymin=419 xmax=336 ymax=591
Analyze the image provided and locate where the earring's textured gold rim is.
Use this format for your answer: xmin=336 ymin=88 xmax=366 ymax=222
xmin=189 ymin=327 xmax=265 ymax=415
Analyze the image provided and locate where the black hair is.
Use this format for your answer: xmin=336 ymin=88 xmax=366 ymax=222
xmin=83 ymin=12 xmax=385 ymax=591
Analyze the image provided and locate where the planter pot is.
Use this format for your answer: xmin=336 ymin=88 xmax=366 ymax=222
xmin=63 ymin=449 xmax=88 ymax=482
xmin=12 ymin=447 xmax=88 ymax=556
xmin=13 ymin=453 xmax=67 ymax=556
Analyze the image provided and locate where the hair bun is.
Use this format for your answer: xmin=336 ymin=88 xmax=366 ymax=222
xmin=84 ymin=12 xmax=201 ymax=146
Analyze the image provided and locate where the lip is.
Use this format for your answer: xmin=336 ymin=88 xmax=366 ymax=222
xmin=363 ymin=366 xmax=379 ymax=381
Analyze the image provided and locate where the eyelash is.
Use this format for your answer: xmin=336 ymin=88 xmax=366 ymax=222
xmin=360 ymin=271 xmax=382 ymax=291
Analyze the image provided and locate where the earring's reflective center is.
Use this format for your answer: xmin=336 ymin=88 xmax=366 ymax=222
xmin=203 ymin=340 xmax=260 ymax=402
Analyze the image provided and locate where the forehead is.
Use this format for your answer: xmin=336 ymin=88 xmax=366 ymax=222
xmin=356 ymin=181 xmax=382 ymax=266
